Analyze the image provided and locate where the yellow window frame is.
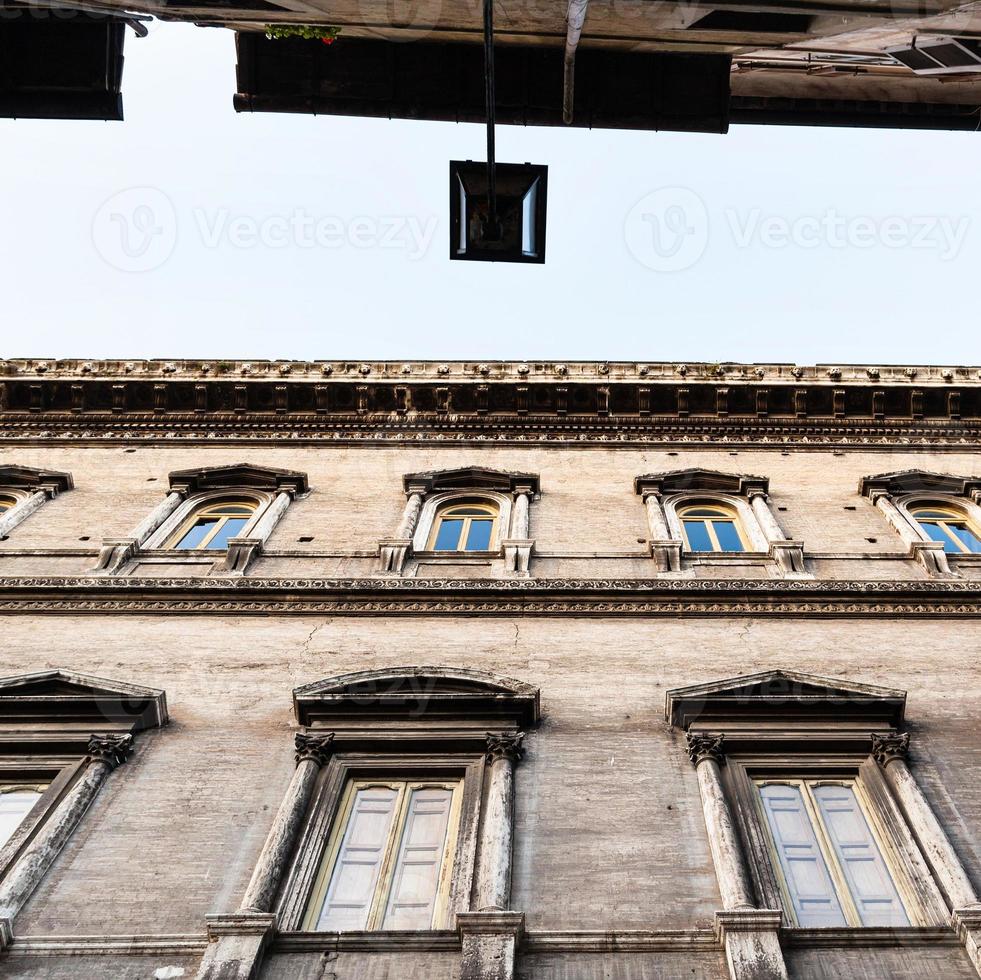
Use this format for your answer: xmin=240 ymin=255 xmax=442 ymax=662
xmin=755 ymin=777 xmax=917 ymax=928
xmin=0 ymin=495 xmax=17 ymax=515
xmin=163 ymin=499 xmax=258 ymax=550
xmin=909 ymin=505 xmax=981 ymax=554
xmin=303 ymin=777 xmax=463 ymax=932
xmin=678 ymin=502 xmax=749 ymax=553
xmin=426 ymin=501 xmax=500 ymax=552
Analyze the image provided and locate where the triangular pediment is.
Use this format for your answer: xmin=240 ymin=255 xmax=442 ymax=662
xmin=294 ymin=666 xmax=539 ymax=727
xmin=860 ymin=469 xmax=981 ymax=499
xmin=635 ymin=469 xmax=768 ymax=497
xmin=666 ymin=669 xmax=905 ymax=729
xmin=168 ymin=463 xmax=308 ymax=496
xmin=0 ymin=465 xmax=73 ymax=496
xmin=0 ymin=669 xmax=168 ymax=731
xmin=403 ymin=468 xmax=539 ymax=495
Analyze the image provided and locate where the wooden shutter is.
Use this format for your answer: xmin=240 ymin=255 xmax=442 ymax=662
xmin=315 ymin=786 xmax=400 ymax=931
xmin=759 ymin=783 xmax=847 ymax=927
xmin=0 ymin=789 xmax=41 ymax=850
xmin=811 ymin=784 xmax=910 ymax=927
xmin=382 ymin=786 xmax=455 ymax=930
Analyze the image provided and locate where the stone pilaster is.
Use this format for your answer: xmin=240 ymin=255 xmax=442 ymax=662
xmin=379 ymin=488 xmax=425 ymax=575
xmin=715 ymin=909 xmax=788 ymax=980
xmin=503 ymin=488 xmax=534 ymax=577
xmin=458 ymin=910 xmax=525 ymax=980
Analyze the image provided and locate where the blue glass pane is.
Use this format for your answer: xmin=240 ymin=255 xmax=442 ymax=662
xmin=434 ymin=519 xmax=464 ymax=551
xmin=918 ymin=521 xmax=957 ymax=552
xmin=713 ymin=521 xmax=744 ymax=552
xmin=950 ymin=523 xmax=981 ymax=554
xmin=683 ymin=520 xmax=713 ymax=552
xmin=206 ymin=518 xmax=249 ymax=551
xmin=464 ymin=520 xmax=493 ymax=551
xmin=175 ymin=519 xmax=217 ymax=550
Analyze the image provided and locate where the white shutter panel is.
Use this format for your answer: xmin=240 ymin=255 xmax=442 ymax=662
xmin=759 ymin=784 xmax=847 ymax=927
xmin=316 ymin=786 xmax=399 ymax=931
xmin=0 ymin=790 xmax=41 ymax=850
xmin=811 ymin=785 xmax=910 ymax=927
xmin=381 ymin=787 xmax=454 ymax=930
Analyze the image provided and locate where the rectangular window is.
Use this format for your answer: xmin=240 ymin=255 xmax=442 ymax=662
xmin=757 ymin=779 xmax=910 ymax=928
xmin=304 ymin=778 xmax=461 ymax=932
xmin=0 ymin=784 xmax=46 ymax=850
xmin=713 ymin=521 xmax=743 ymax=552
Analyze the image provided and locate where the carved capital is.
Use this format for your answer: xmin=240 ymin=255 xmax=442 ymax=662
xmin=294 ymin=732 xmax=335 ymax=767
xmin=871 ymin=731 xmax=910 ymax=767
xmin=87 ymin=733 xmax=133 ymax=770
xmin=686 ymin=731 xmax=725 ymax=768
xmin=485 ymin=732 xmax=524 ymax=765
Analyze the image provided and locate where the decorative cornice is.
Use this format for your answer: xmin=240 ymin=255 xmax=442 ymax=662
xmin=686 ymin=732 xmax=725 ymax=767
xmin=484 ymin=731 xmax=525 ymax=764
xmin=871 ymin=731 xmax=911 ymax=767
xmin=1 ymin=360 xmax=980 ymax=447
xmin=3 ymin=360 xmax=980 ymax=384
xmin=293 ymin=732 xmax=335 ymax=767
xmin=0 ymin=576 xmax=977 ymax=616
xmin=87 ymin=733 xmax=133 ymax=769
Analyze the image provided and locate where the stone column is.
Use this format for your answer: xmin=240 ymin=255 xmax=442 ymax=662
xmin=686 ymin=733 xmax=788 ymax=980
xmin=0 ymin=490 xmax=46 ymax=540
xmin=196 ymin=732 xmax=335 ymax=980
xmin=687 ymin=733 xmax=755 ymax=911
xmin=872 ymin=492 xmax=952 ymax=577
xmin=460 ymin=733 xmax=526 ymax=980
xmin=0 ymin=734 xmax=133 ymax=949
xmin=94 ymin=489 xmax=184 ymax=574
xmin=379 ymin=488 xmax=425 ymax=575
xmin=642 ymin=491 xmax=681 ymax=572
xmin=872 ymin=734 xmax=978 ymax=911
xmin=502 ymin=489 xmax=534 ymax=577
xmin=748 ymin=491 xmax=806 ymax=576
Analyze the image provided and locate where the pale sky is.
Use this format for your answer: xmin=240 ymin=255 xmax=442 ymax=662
xmin=2 ymin=21 xmax=979 ymax=364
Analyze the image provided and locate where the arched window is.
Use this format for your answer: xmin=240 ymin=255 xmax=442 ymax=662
xmin=909 ymin=504 xmax=981 ymax=554
xmin=0 ymin=495 xmax=18 ymax=515
xmin=678 ymin=502 xmax=747 ymax=553
xmin=164 ymin=499 xmax=258 ymax=551
xmin=427 ymin=500 xmax=499 ymax=552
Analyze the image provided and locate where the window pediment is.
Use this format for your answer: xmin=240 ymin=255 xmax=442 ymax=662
xmin=0 ymin=465 xmax=73 ymax=497
xmin=635 ymin=469 xmax=768 ymax=498
xmin=860 ymin=469 xmax=981 ymax=500
xmin=168 ymin=463 xmax=309 ymax=497
xmin=0 ymin=668 xmax=168 ymax=734
xmin=403 ymin=467 xmax=539 ymax=495
xmin=666 ymin=669 xmax=906 ymax=734
xmin=293 ymin=666 xmax=540 ymax=728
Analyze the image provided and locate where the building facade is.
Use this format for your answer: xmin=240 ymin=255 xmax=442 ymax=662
xmin=0 ymin=359 xmax=979 ymax=980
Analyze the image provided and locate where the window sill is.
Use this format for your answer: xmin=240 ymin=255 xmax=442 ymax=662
xmin=274 ymin=929 xmax=461 ymax=953
xmin=781 ymin=925 xmax=957 ymax=947
xmin=412 ymin=551 xmax=502 ymax=562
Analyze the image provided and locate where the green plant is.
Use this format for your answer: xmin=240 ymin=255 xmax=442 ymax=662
xmin=264 ymin=24 xmax=341 ymax=45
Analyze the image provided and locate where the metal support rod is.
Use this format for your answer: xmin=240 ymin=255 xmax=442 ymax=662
xmin=563 ymin=0 xmax=589 ymax=125
xmin=483 ymin=0 xmax=498 ymax=233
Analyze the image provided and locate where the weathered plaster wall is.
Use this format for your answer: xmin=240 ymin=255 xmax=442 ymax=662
xmin=1 ymin=445 xmax=980 ymax=578
xmin=1 ymin=614 xmax=978 ymax=941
